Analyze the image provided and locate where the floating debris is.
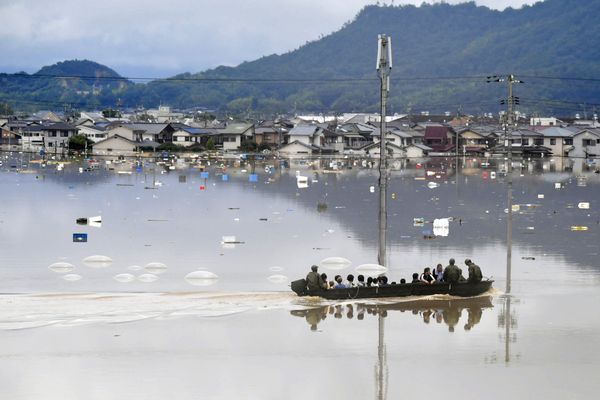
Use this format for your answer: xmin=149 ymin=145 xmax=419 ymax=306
xmin=578 ymin=202 xmax=590 ymax=209
xmin=433 ymin=218 xmax=450 ymax=237
xmin=48 ymin=262 xmax=75 ymax=273
xmin=145 ymin=262 xmax=167 ymax=275
xmin=355 ymin=263 xmax=387 ymax=277
xmin=538 ymin=194 xmax=545 ymax=199
xmin=320 ymin=257 xmax=352 ymax=270
xmin=184 ymin=270 xmax=219 ymax=286
xmin=62 ymin=274 xmax=82 ymax=282
xmin=138 ymin=273 xmax=158 ymax=283
xmin=570 ymin=226 xmax=588 ymax=231
xmin=72 ymin=233 xmax=88 ymax=243
xmin=267 ymin=274 xmax=289 ymax=284
xmin=522 ymin=256 xmax=536 ymax=260
xmin=427 ymin=182 xmax=439 ymax=189
xmin=413 ymin=217 xmax=425 ymax=226
xmin=113 ymin=273 xmax=136 ymax=283
xmin=83 ymin=255 xmax=113 ymax=268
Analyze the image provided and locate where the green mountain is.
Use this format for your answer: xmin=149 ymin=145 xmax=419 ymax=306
xmin=0 ymin=60 xmax=132 ymax=112
xmin=2 ymin=0 xmax=600 ymax=116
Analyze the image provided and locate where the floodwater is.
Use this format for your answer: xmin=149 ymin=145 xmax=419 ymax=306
xmin=0 ymin=152 xmax=599 ymax=399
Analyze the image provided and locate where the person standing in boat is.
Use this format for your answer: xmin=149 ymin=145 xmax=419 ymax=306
xmin=465 ymin=259 xmax=482 ymax=283
xmin=306 ymin=265 xmax=327 ymax=291
xmin=443 ymin=258 xmax=463 ymax=283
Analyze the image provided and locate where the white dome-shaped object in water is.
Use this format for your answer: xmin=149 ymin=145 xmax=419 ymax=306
xmin=137 ymin=273 xmax=158 ymax=283
xmin=355 ymin=263 xmax=388 ymax=277
xmin=184 ymin=270 xmax=219 ymax=287
xmin=83 ymin=255 xmax=113 ymax=268
xmin=145 ymin=262 xmax=167 ymax=275
xmin=267 ymin=274 xmax=289 ymax=284
xmin=62 ymin=274 xmax=82 ymax=282
xmin=113 ymin=273 xmax=136 ymax=283
xmin=48 ymin=262 xmax=75 ymax=273
xmin=320 ymin=257 xmax=352 ymax=270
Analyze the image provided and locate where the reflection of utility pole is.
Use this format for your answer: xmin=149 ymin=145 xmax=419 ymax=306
xmin=498 ymin=295 xmax=518 ymax=364
xmin=487 ymin=74 xmax=523 ymax=294
xmin=375 ymin=314 xmax=388 ymax=400
xmin=376 ymin=33 xmax=392 ymax=267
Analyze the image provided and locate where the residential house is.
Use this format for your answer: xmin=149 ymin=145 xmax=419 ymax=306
xmin=92 ymin=134 xmax=139 ymax=156
xmin=337 ymin=123 xmax=374 ymax=149
xmin=568 ymin=128 xmax=600 ymax=158
xmin=40 ymin=122 xmax=79 ymax=149
xmin=212 ymin=122 xmax=254 ymax=151
xmin=539 ymin=126 xmax=575 ymax=157
xmin=371 ymin=127 xmax=412 ymax=147
xmin=362 ymin=141 xmax=406 ymax=158
xmin=254 ymin=126 xmax=281 ymax=148
xmin=286 ymin=124 xmax=321 ymax=146
xmin=457 ymin=126 xmax=498 ymax=154
xmin=277 ymin=140 xmax=320 ymax=156
xmin=423 ymin=125 xmax=455 ymax=153
xmin=77 ymin=124 xmax=107 ymax=143
xmin=172 ymin=126 xmax=211 ymax=147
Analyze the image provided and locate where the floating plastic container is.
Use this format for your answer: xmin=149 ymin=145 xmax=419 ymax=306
xmin=578 ymin=202 xmax=590 ymax=209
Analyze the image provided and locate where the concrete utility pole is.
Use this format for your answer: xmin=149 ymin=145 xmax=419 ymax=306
xmin=487 ymin=74 xmax=523 ymax=294
xmin=376 ymin=34 xmax=392 ymax=268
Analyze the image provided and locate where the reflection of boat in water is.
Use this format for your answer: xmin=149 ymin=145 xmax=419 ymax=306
xmin=291 ymin=295 xmax=493 ymax=332
xmin=291 ymin=279 xmax=493 ymax=300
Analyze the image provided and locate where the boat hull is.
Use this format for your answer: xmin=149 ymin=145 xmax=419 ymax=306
xmin=291 ymin=279 xmax=494 ymax=300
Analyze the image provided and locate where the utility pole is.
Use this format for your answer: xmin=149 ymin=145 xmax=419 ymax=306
xmin=487 ymin=74 xmax=523 ymax=294
xmin=376 ymin=34 xmax=392 ymax=268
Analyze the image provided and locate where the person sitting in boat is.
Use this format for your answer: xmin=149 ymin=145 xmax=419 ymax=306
xmin=346 ymin=274 xmax=356 ymax=287
xmin=333 ymin=275 xmax=346 ymax=289
xmin=420 ymin=267 xmax=435 ymax=284
xmin=366 ymin=277 xmax=374 ymax=287
xmin=378 ymin=276 xmax=389 ymax=286
xmin=320 ymin=273 xmax=330 ymax=289
xmin=465 ymin=259 xmax=482 ymax=283
xmin=306 ymin=265 xmax=327 ymax=291
xmin=411 ymin=273 xmax=421 ymax=283
xmin=400 ymin=278 xmax=406 ymax=284
xmin=356 ymin=274 xmax=366 ymax=287
xmin=443 ymin=258 xmax=464 ymax=284
xmin=433 ymin=264 xmax=444 ymax=282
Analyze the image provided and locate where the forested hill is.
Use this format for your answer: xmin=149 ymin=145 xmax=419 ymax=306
xmin=2 ymin=0 xmax=600 ymax=116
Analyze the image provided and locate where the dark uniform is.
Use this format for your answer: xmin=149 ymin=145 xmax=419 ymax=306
xmin=466 ymin=259 xmax=482 ymax=283
xmin=306 ymin=266 xmax=326 ymax=291
xmin=443 ymin=263 xmax=462 ymax=284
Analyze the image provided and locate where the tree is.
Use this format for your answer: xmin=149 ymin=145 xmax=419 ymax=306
xmin=68 ymin=134 xmax=93 ymax=151
xmin=205 ymin=137 xmax=215 ymax=150
xmin=102 ymin=108 xmax=122 ymax=118
xmin=0 ymin=102 xmax=13 ymax=115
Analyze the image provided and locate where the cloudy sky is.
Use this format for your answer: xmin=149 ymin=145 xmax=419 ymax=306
xmin=0 ymin=0 xmax=536 ymax=78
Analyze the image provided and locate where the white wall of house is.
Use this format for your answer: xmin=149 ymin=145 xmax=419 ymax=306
xmin=405 ymin=145 xmax=427 ymax=158
xmin=107 ymin=126 xmax=135 ymax=141
xmin=288 ymin=134 xmax=312 ymax=146
xmin=278 ymin=142 xmax=313 ymax=155
xmin=43 ymin=129 xmax=76 ymax=149
xmin=173 ymin=131 xmax=197 ymax=147
xmin=92 ymin=136 xmax=137 ymax=156
xmin=571 ymin=131 xmax=600 ymax=158
xmin=222 ymin=135 xmax=241 ymax=151
xmin=78 ymin=125 xmax=107 ymax=143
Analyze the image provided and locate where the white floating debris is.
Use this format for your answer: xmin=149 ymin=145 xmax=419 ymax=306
xmin=267 ymin=274 xmax=289 ymax=284
xmin=145 ymin=262 xmax=167 ymax=275
xmin=554 ymin=182 xmax=562 ymax=189
xmin=433 ymin=218 xmax=450 ymax=237
xmin=113 ymin=273 xmax=136 ymax=283
xmin=269 ymin=266 xmax=284 ymax=272
xmin=427 ymin=182 xmax=439 ymax=189
xmin=490 ymin=172 xmax=496 ymax=179
xmin=320 ymin=257 xmax=352 ymax=270
xmin=138 ymin=273 xmax=158 ymax=283
xmin=62 ymin=274 xmax=82 ymax=282
xmin=426 ymin=171 xmax=436 ymax=176
xmin=184 ymin=270 xmax=219 ymax=286
xmin=355 ymin=263 xmax=388 ymax=277
xmin=369 ymin=186 xmax=375 ymax=193
xmin=578 ymin=202 xmax=590 ymax=209
xmin=127 ymin=265 xmax=143 ymax=271
xmin=538 ymin=194 xmax=545 ymax=199
xmin=83 ymin=255 xmax=113 ymax=268
xmin=221 ymin=236 xmax=238 ymax=244
xmin=48 ymin=262 xmax=75 ymax=273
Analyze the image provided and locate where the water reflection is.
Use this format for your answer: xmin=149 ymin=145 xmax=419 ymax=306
xmin=290 ymin=296 xmax=493 ymax=332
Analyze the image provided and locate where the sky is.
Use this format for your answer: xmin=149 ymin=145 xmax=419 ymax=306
xmin=0 ymin=0 xmax=537 ymax=78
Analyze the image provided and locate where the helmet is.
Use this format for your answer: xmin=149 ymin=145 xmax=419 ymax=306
xmin=465 ymin=259 xmax=471 ymax=265
xmin=311 ymin=265 xmax=318 ymax=272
